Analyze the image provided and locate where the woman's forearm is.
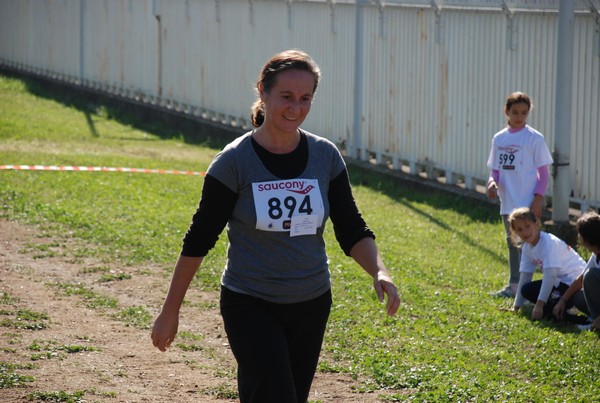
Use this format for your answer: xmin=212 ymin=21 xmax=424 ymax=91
xmin=161 ymin=255 xmax=203 ymax=313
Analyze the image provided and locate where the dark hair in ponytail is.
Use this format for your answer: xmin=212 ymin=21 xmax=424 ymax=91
xmin=250 ymin=49 xmax=321 ymax=127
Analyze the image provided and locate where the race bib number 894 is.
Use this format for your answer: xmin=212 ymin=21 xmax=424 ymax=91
xmin=252 ymin=179 xmax=324 ymax=235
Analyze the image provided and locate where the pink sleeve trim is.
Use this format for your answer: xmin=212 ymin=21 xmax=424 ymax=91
xmin=534 ymin=165 xmax=549 ymax=196
xmin=489 ymin=169 xmax=499 ymax=184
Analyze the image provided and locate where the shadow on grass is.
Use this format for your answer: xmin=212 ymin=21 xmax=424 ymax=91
xmin=3 ymin=68 xmax=239 ymax=150
xmin=83 ymin=108 xmax=100 ymax=138
xmin=513 ymin=304 xmax=600 ymax=335
xmin=5 ymin=68 xmax=503 ymax=263
xmin=347 ymin=164 xmax=505 ymax=265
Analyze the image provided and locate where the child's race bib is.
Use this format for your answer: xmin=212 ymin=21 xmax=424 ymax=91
xmin=496 ymin=144 xmax=521 ymax=171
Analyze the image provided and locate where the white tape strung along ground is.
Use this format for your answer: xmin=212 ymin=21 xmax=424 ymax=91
xmin=0 ymin=165 xmax=205 ymax=176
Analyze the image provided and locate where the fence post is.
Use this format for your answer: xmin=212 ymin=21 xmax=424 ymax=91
xmin=549 ymin=0 xmax=576 ymax=246
xmin=552 ymin=0 xmax=574 ymax=223
xmin=352 ymin=0 xmax=367 ymax=160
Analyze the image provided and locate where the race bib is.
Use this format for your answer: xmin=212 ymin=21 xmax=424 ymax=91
xmin=496 ymin=144 xmax=521 ymax=171
xmin=252 ymin=179 xmax=324 ymax=236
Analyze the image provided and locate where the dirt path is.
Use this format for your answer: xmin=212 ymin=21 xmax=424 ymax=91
xmin=0 ymin=219 xmax=398 ymax=402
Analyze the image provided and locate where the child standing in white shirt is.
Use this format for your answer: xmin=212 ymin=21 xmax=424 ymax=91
xmin=487 ymin=92 xmax=553 ymax=298
xmin=509 ymin=207 xmax=587 ymax=321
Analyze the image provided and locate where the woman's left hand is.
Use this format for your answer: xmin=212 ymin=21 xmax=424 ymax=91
xmin=349 ymin=237 xmax=401 ymax=317
xmin=373 ymin=271 xmax=401 ymax=316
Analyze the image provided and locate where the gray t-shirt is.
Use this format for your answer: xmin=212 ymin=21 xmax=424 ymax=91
xmin=207 ymin=130 xmax=345 ymax=303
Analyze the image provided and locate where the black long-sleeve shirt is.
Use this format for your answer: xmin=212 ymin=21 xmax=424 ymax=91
xmin=181 ymin=132 xmax=374 ymax=257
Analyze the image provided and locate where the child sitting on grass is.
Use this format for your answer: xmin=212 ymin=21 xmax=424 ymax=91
xmin=552 ymin=211 xmax=600 ymax=330
xmin=509 ymin=207 xmax=588 ymax=322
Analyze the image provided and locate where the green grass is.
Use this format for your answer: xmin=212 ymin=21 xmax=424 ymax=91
xmin=0 ymin=308 xmax=49 ymax=331
xmin=49 ymin=282 xmax=119 ymax=310
xmin=25 ymin=388 xmax=117 ymax=402
xmin=1 ymin=73 xmax=599 ymax=402
xmin=0 ymin=362 xmax=35 ymax=388
xmin=27 ymin=340 xmax=99 ymax=362
xmin=27 ymin=390 xmax=86 ymax=402
xmin=113 ymin=305 xmax=153 ymax=329
xmin=98 ymin=272 xmax=132 ymax=282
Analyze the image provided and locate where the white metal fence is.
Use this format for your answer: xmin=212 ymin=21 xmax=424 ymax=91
xmin=1 ymin=0 xmax=598 ymax=211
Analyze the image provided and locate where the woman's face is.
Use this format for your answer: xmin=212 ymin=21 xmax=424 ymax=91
xmin=512 ymin=218 xmax=540 ymax=245
xmin=260 ymin=69 xmax=315 ymax=136
xmin=505 ymin=102 xmax=530 ymax=129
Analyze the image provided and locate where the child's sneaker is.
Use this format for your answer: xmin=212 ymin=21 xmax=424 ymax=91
xmin=490 ymin=286 xmax=515 ymax=298
xmin=564 ymin=313 xmax=592 ymax=325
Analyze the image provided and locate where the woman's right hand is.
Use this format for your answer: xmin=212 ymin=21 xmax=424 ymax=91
xmin=151 ymin=255 xmax=203 ymax=352
xmin=151 ymin=311 xmax=179 ymax=352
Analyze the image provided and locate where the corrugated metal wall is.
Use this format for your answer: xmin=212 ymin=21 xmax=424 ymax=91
xmin=0 ymin=0 xmax=598 ymax=211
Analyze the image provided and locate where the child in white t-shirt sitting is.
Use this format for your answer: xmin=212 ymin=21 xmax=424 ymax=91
xmin=553 ymin=211 xmax=600 ymax=330
xmin=509 ymin=207 xmax=588 ymax=322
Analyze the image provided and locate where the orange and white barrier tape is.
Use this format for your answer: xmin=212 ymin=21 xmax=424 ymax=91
xmin=0 ymin=165 xmax=205 ymax=176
